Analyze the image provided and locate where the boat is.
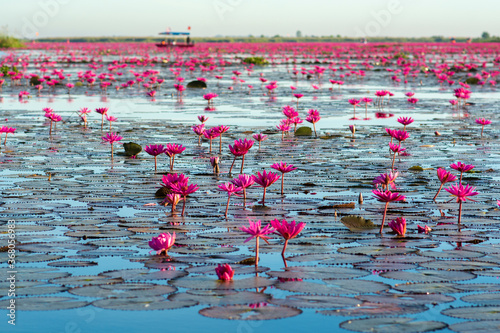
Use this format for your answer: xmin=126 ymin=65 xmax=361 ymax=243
xmin=156 ymin=30 xmax=195 ymax=48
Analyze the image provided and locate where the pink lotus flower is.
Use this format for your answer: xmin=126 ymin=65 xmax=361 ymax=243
xmin=445 ymin=183 xmax=479 ymax=225
xmin=145 ymin=144 xmax=168 ymax=172
xmin=372 ymin=189 xmax=406 ymax=234
xmin=306 ymin=109 xmax=321 ymax=137
xmin=450 ymin=161 xmax=474 ymax=184
xmin=95 ymin=107 xmax=109 ymax=131
xmin=271 ymin=161 xmax=297 ymax=196
xmin=215 ymin=125 xmax=230 ymax=154
xmin=239 ymin=220 xmax=275 ymax=267
xmin=210 ymin=156 xmax=220 ymax=174
xmin=170 ymin=175 xmax=199 ymax=216
xmin=218 ymin=182 xmax=243 ymax=217
xmin=252 ymin=133 xmax=268 ymax=149
xmin=228 ymin=138 xmax=254 ymax=174
xmin=161 ymin=193 xmax=182 ymax=213
xmin=397 ymin=117 xmax=414 ymax=131
xmin=105 ymin=114 xmax=117 ymax=131
xmin=293 ymin=93 xmax=304 ymax=108
xmin=165 ymin=143 xmax=186 ymax=171
xmin=433 ymin=168 xmax=457 ymax=201
xmin=215 ymin=264 xmax=234 ymax=281
xmin=348 ymin=99 xmax=361 ymax=119
xmin=282 ymin=105 xmax=298 ymax=119
xmin=373 ymin=171 xmax=398 ymax=190
xmin=149 ymin=232 xmax=176 ymax=255
xmin=388 ymin=217 xmax=406 ymax=236
xmin=270 ymin=219 xmax=306 ymax=256
xmin=102 ymin=132 xmax=123 ymax=159
xmin=277 ymin=122 xmax=291 ymax=141
xmin=231 ymin=174 xmax=254 ymax=207
xmin=417 ymin=225 xmax=432 ymax=234
xmin=192 ymin=124 xmax=205 ymax=145
xmin=198 ymin=115 xmax=209 ymax=123
xmin=349 ymin=124 xmax=356 ymax=137
xmin=475 ymin=118 xmax=491 ymax=138
xmin=0 ymin=126 xmax=16 ymax=145
xmin=252 ymin=170 xmax=281 ymax=205
xmin=407 ymin=97 xmax=418 ymax=104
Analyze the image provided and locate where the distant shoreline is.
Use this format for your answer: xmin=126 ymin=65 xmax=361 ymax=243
xmin=30 ymin=36 xmax=500 ymax=43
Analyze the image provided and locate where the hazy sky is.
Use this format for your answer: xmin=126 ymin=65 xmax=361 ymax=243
xmin=2 ymin=0 xmax=498 ymax=39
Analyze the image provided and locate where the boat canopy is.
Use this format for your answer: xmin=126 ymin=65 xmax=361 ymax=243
xmin=159 ymin=32 xmax=190 ymax=36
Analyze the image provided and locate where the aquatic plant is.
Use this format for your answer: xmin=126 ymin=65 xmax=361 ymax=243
xmin=239 ymin=220 xmax=274 ymax=267
xmin=270 ymin=219 xmax=306 ymax=256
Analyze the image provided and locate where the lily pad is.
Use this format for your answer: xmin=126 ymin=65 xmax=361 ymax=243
xmin=199 ymin=304 xmax=302 ymax=320
xmin=340 ymin=317 xmax=447 ymax=333
xmin=340 ymin=216 xmax=376 ymax=232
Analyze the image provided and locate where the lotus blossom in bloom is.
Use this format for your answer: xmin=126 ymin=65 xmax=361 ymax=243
xmin=102 ymin=132 xmax=123 ymax=159
xmin=228 ymin=138 xmax=254 ymax=174
xmin=450 ymin=161 xmax=475 ymax=184
xmin=203 ymin=127 xmax=220 ymax=153
xmin=198 ymin=115 xmax=209 ymax=123
xmin=161 ymin=193 xmax=182 ymax=213
xmin=145 ymin=144 xmax=167 ymax=172
xmin=372 ymin=189 xmax=406 ymax=234
xmin=216 ymin=125 xmax=230 ymax=154
xmin=203 ymin=93 xmax=218 ymax=107
xmin=165 ymin=143 xmax=186 ymax=171
xmin=391 ymin=129 xmax=410 ymax=143
xmin=293 ymin=93 xmax=304 ymax=108
xmin=276 ymin=122 xmax=291 ymax=141
xmin=239 ymin=220 xmax=275 ymax=267
xmin=361 ymin=97 xmax=373 ymax=119
xmin=105 ymin=114 xmax=117 ymax=131
xmin=218 ymin=182 xmax=243 ymax=217
xmin=270 ymin=219 xmax=306 ymax=256
xmin=148 ymin=232 xmax=176 ymax=255
xmin=252 ymin=170 xmax=281 ymax=205
xmin=445 ymin=183 xmax=479 ymax=225
xmin=388 ymin=217 xmax=406 ymax=237
xmin=282 ymin=105 xmax=298 ymax=119
xmin=289 ymin=116 xmax=303 ymax=134
xmin=169 ymin=175 xmax=199 ymax=216
xmin=407 ymin=97 xmax=418 ymax=104
xmin=45 ymin=112 xmax=62 ymax=135
xmin=271 ymin=161 xmax=298 ymax=196
xmin=306 ymin=109 xmax=321 ymax=137
xmin=0 ymin=126 xmax=16 ymax=145
xmin=215 ymin=264 xmax=234 ymax=281
xmin=232 ymin=174 xmax=254 ymax=207
xmin=373 ymin=171 xmax=398 ymax=190
xmin=252 ymin=133 xmax=268 ymax=149
xmin=475 ymin=118 xmax=491 ymax=138
xmin=389 ymin=143 xmax=406 ymax=171
xmin=192 ymin=124 xmax=205 ymax=145
xmin=348 ymin=99 xmax=361 ymax=120
xmin=78 ymin=107 xmax=91 ymax=128
xmin=433 ymin=168 xmax=457 ymax=201
xmin=397 ymin=117 xmax=414 ymax=131
xmin=95 ymin=107 xmax=108 ymax=131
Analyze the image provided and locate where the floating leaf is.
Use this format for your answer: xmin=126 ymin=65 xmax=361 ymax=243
xmin=442 ymin=306 xmax=500 ymax=320
xmin=340 ymin=317 xmax=447 ymax=333
xmin=340 ymin=216 xmax=376 ymax=232
xmin=199 ymin=304 xmax=302 ymax=320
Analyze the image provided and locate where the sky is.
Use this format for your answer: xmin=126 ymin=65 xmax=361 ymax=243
xmin=1 ymin=0 xmax=498 ymax=39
